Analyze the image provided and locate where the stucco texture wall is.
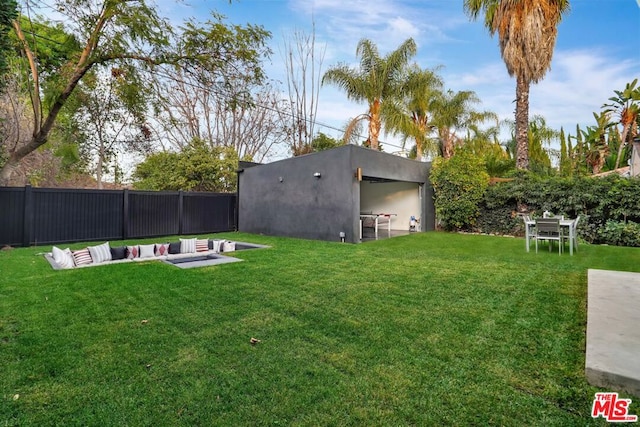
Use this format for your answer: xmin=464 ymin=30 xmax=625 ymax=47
xmin=238 ymin=145 xmax=433 ymax=243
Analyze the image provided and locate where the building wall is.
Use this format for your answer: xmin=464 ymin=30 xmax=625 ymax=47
xmin=239 ymin=147 xmax=356 ymax=242
xmin=239 ymin=145 xmax=434 ymax=243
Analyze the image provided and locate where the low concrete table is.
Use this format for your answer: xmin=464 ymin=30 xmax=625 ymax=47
xmin=586 ymin=269 xmax=640 ymax=397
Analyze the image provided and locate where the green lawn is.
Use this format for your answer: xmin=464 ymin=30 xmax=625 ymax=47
xmin=1 ymin=232 xmax=638 ymax=426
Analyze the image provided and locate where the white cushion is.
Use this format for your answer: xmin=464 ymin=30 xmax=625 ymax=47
xmin=180 ymin=238 xmax=197 ymax=253
xmin=52 ymin=246 xmax=75 ymax=269
xmin=139 ymin=244 xmax=156 ymax=258
xmin=88 ymin=242 xmax=112 ymax=264
xmin=222 ymin=241 xmax=236 ymax=252
xmin=210 ymin=240 xmax=221 ymax=253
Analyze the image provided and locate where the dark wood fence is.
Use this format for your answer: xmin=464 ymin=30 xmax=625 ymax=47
xmin=0 ymin=186 xmax=236 ymax=247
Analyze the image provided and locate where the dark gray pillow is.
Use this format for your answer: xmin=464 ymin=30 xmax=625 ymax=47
xmin=168 ymin=241 xmax=181 ymax=254
xmin=110 ymin=246 xmax=127 ymax=260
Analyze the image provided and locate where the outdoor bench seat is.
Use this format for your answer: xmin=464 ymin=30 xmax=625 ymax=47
xmin=44 ymin=238 xmax=238 ymax=270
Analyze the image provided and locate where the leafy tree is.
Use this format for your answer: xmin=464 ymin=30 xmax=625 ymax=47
xmin=465 ymin=0 xmax=570 ymax=170
xmin=310 ymin=132 xmax=342 ymax=152
xmin=0 ymin=0 xmax=16 ymax=81
xmin=559 ymin=127 xmax=572 ymax=177
xmin=569 ymin=123 xmax=589 ymax=176
xmin=430 ymin=149 xmax=490 ymax=230
xmin=131 ymin=151 xmax=181 ymax=191
xmin=0 ymin=1 xmax=270 ymax=186
xmin=322 ymin=38 xmax=417 ymax=150
xmin=75 ymin=67 xmax=151 ymax=188
xmin=132 ymin=139 xmax=238 ymax=192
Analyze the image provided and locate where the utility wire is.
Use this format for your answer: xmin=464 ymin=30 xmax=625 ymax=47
xmin=138 ymin=64 xmax=409 ymax=152
xmin=13 ymin=19 xmax=411 ymax=153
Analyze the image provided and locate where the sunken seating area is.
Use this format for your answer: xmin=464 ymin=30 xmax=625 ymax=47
xmin=45 ymin=238 xmax=268 ymax=270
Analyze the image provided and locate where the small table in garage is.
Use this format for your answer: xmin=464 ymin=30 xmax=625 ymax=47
xmin=360 ymin=213 xmax=396 ymax=240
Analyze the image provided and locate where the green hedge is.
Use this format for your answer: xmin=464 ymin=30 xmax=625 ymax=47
xmin=473 ymin=173 xmax=640 ymax=246
xmin=430 ymin=152 xmax=490 ymax=231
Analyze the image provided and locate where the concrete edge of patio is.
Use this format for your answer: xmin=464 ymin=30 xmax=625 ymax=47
xmin=586 ymin=269 xmax=640 ymax=398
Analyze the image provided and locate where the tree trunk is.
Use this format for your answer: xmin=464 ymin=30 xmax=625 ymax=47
xmin=515 ymin=75 xmax=530 ymax=170
xmin=0 ymin=158 xmax=20 ymax=186
xmin=369 ymin=99 xmax=381 ymax=150
xmin=442 ymin=135 xmax=454 ymax=159
xmin=0 ymin=64 xmax=94 ymax=186
xmin=97 ymin=141 xmax=104 ymax=189
xmin=416 ymin=137 xmax=424 ymax=160
xmin=0 ymin=11 xmax=109 ymax=187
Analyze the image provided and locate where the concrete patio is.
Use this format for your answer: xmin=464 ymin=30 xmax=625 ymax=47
xmin=586 ymin=269 xmax=640 ymax=398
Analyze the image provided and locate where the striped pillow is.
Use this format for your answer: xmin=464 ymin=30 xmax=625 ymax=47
xmin=196 ymin=239 xmax=209 ymax=252
xmin=88 ymin=242 xmax=112 ymax=264
xmin=209 ymin=240 xmax=222 ymax=253
xmin=179 ymin=238 xmax=197 ymax=254
xmin=52 ymin=246 xmax=75 ymax=269
xmin=72 ymin=248 xmax=93 ymax=266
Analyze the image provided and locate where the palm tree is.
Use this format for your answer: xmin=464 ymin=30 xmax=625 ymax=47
xmin=388 ymin=66 xmax=444 ymax=160
xmin=322 ymin=38 xmax=417 ymax=150
xmin=430 ymin=89 xmax=496 ymax=159
xmin=464 ymin=0 xmax=570 ymax=170
xmin=527 ymin=115 xmax=558 ymax=175
xmin=463 ymin=121 xmax=514 ymax=176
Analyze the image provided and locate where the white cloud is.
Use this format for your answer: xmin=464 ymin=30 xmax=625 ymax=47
xmin=386 ymin=17 xmax=420 ymax=40
xmin=531 ymin=49 xmax=640 ymax=135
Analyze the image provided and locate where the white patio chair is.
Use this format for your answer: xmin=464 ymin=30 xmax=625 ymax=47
xmin=535 ymin=218 xmax=563 ymax=255
xmin=569 ymin=215 xmax=580 ymax=252
xmin=523 ymin=214 xmax=535 ymax=249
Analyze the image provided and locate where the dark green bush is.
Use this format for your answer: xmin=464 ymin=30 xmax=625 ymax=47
xmin=598 ymin=221 xmax=640 ymax=247
xmin=475 ymin=174 xmax=640 ymax=246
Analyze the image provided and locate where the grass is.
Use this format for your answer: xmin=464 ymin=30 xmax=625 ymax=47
xmin=1 ymin=231 xmax=639 ymax=426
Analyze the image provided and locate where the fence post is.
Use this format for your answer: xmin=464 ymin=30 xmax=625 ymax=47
xmin=22 ymin=185 xmax=33 ymax=246
xmin=230 ymin=194 xmax=237 ymax=231
xmin=235 ymin=170 xmax=241 ymax=231
xmin=123 ymin=189 xmax=129 ymax=240
xmin=178 ymin=191 xmax=184 ymax=235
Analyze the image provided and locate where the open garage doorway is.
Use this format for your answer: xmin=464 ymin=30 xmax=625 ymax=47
xmin=359 ymin=177 xmax=422 ymax=240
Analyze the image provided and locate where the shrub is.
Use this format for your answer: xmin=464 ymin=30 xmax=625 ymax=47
xmin=477 ymin=174 xmax=640 ymax=245
xmin=430 ymin=151 xmax=489 ymax=231
xmin=598 ymin=221 xmax=640 ymax=247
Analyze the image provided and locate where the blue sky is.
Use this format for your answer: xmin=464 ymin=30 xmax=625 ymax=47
xmin=159 ymin=0 xmax=640 ymax=154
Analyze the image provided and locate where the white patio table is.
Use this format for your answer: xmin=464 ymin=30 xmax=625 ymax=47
xmin=526 ymin=218 xmax=577 ymax=255
xmin=360 ymin=213 xmax=396 ymax=240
